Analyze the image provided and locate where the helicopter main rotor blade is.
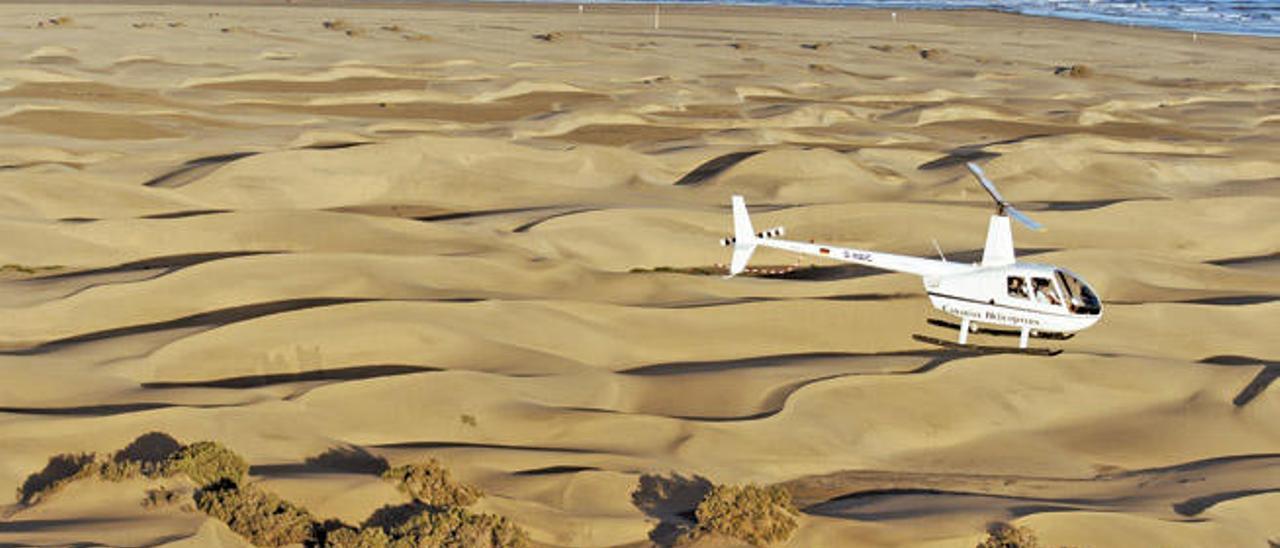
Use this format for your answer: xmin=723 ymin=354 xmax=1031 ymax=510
xmin=1007 ymin=205 xmax=1044 ymax=232
xmin=965 ymin=162 xmax=1006 ymax=206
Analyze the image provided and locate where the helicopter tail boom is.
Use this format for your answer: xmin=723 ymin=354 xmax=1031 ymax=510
xmin=721 ymin=196 xmax=963 ymax=278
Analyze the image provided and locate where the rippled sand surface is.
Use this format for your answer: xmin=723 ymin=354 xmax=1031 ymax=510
xmin=1 ymin=3 xmax=1278 ymax=546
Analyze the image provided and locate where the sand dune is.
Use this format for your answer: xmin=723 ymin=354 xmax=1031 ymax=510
xmin=0 ymin=2 xmax=1277 ymax=547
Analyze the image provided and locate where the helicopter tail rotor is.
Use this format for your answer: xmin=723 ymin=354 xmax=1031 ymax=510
xmin=965 ymin=162 xmax=1043 ymax=231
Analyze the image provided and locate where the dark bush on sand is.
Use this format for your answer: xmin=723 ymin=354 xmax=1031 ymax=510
xmin=685 ymin=483 xmax=798 ymax=546
xmin=1054 ymin=64 xmax=1092 ymax=78
xmin=165 ymin=440 xmax=249 ymax=487
xmin=196 ymin=481 xmax=316 ymax=546
xmin=976 ymin=523 xmax=1042 ymax=548
xmin=390 ymin=506 xmax=529 ymax=548
xmin=382 ymin=459 xmax=482 ymax=507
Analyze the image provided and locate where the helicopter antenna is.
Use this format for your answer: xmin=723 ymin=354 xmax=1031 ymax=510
xmin=965 ymin=162 xmax=1043 ymax=231
xmin=931 ymin=238 xmax=948 ymax=263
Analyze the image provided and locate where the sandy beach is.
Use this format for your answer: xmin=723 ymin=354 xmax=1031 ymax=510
xmin=0 ymin=1 xmax=1277 ymax=546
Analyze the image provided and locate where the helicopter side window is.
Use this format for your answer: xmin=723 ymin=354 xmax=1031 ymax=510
xmin=1032 ymin=277 xmax=1061 ymax=306
xmin=1007 ymin=276 xmax=1029 ymax=299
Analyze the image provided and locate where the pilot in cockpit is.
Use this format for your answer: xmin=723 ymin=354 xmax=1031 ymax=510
xmin=1032 ymin=278 xmax=1060 ymax=306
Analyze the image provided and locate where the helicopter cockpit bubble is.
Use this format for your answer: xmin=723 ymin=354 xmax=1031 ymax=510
xmin=1056 ymin=268 xmax=1101 ymax=315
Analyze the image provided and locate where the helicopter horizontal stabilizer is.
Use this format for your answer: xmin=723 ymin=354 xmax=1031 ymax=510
xmin=727 ymin=195 xmax=756 ymax=277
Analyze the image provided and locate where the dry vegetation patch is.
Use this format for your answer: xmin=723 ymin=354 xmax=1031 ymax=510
xmin=685 ymin=484 xmax=799 ymax=546
xmin=17 ymin=436 xmax=531 ymax=548
xmin=387 ymin=506 xmax=529 ymax=548
xmin=164 ymin=440 xmax=249 ymax=486
xmin=322 ymin=19 xmax=364 ymax=37
xmin=197 ymin=481 xmax=316 ymax=546
xmin=533 ymin=31 xmax=580 ymax=43
xmin=324 ymin=525 xmax=392 ymax=547
xmin=1054 ymin=64 xmax=1093 ymax=78
xmin=382 ymin=459 xmax=482 ymax=507
xmin=975 ymin=523 xmax=1062 ymax=548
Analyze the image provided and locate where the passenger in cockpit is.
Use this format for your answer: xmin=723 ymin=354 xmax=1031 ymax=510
xmin=1007 ymin=276 xmax=1028 ymax=299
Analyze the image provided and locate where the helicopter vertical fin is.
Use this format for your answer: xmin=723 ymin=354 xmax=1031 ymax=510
xmin=728 ymin=195 xmax=757 ymax=277
xmin=981 ymin=214 xmax=1015 ymax=267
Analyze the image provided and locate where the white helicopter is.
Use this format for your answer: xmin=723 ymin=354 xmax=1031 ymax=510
xmin=720 ymin=162 xmax=1102 ymax=354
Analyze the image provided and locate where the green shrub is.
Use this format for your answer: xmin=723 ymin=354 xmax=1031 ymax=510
xmin=387 ymin=506 xmax=529 ymax=548
xmin=977 ymin=523 xmax=1041 ymax=548
xmin=690 ymin=484 xmax=798 ymax=547
xmin=166 ymin=441 xmax=248 ymax=487
xmin=382 ymin=459 xmax=481 ymax=507
xmin=196 ymin=481 xmax=315 ymax=546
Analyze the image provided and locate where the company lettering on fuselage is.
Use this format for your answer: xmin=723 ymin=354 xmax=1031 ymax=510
xmin=942 ymin=304 xmax=1041 ymax=327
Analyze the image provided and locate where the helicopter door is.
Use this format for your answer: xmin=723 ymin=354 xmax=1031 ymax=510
xmin=1030 ymin=276 xmax=1063 ymax=308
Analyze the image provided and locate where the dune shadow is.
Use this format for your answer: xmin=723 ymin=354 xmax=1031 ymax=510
xmin=672 ymin=150 xmax=764 ymax=186
xmin=1172 ymin=488 xmax=1280 ymax=517
xmin=0 ymin=518 xmax=127 ymax=536
xmin=302 ymin=141 xmax=372 ymax=150
xmin=631 ymin=473 xmax=712 ymax=546
xmin=792 ymin=452 xmax=1280 ymax=525
xmin=1234 ymin=367 xmax=1280 ymax=407
xmin=371 ymin=441 xmax=599 ymax=455
xmin=511 ymin=207 xmax=598 ymax=233
xmin=412 ymin=205 xmax=563 ymax=223
xmin=305 ymin=445 xmax=388 ymax=475
xmin=143 ymin=151 xmax=258 ymax=188
xmin=1 ymin=297 xmax=371 ymax=356
xmin=917 ymin=149 xmax=1000 ymax=171
xmin=916 ymin=134 xmax=1050 ymax=171
xmin=139 ymin=209 xmax=231 ymax=220
xmin=141 ymin=364 xmax=439 ymax=390
xmin=0 ymin=402 xmax=232 ymax=417
xmin=28 ymin=251 xmax=280 ymax=282
xmin=809 ymin=488 xmax=1002 ymax=520
xmin=901 ymin=351 xmax=973 ymax=375
xmin=1031 ymin=198 xmax=1136 ymax=212
xmin=1198 ymin=356 xmax=1279 ymax=407
xmin=252 ymin=445 xmax=389 ymax=477
xmin=513 ymin=465 xmax=600 ymax=476
xmin=1182 ymin=294 xmax=1280 ymax=306
xmin=16 ymin=453 xmax=96 ymax=505
xmin=1209 ymin=252 xmax=1280 ymax=269
xmin=619 ymin=352 xmax=894 ymax=377
xmin=113 ymin=431 xmax=181 ymax=468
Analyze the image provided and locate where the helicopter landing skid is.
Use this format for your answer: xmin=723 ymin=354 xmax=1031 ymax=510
xmin=926 ymin=319 xmax=1074 ymax=340
xmin=911 ymin=334 xmax=1063 ymax=356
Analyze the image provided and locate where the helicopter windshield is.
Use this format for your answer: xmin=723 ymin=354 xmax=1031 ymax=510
xmin=1056 ymin=269 xmax=1101 ymax=315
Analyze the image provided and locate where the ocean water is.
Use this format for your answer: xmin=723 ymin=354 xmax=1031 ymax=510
xmin=583 ymin=0 xmax=1280 ymax=37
